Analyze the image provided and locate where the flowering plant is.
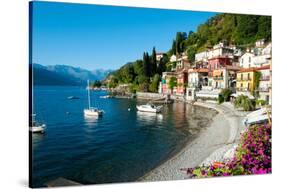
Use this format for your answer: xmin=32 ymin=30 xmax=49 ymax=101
xmin=182 ymin=123 xmax=272 ymax=178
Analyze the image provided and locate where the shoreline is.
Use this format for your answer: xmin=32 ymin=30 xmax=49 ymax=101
xmin=139 ymin=101 xmax=247 ymax=181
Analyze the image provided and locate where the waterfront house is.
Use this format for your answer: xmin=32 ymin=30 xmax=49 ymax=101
xmin=195 ymin=50 xmax=209 ymax=62
xmin=239 ymin=52 xmax=255 ymax=68
xmin=176 ymin=69 xmax=188 ymax=95
xmin=236 ymin=68 xmax=257 ymax=96
xmin=257 ymin=65 xmax=271 ymax=104
xmin=161 ymin=72 xmax=178 ymax=94
xmin=212 ymin=66 xmax=240 ymax=91
xmin=253 ymin=43 xmax=272 ymax=67
xmin=156 ymin=52 xmax=165 ymax=61
xmin=188 ymin=68 xmax=209 ymax=89
xmin=208 ymin=56 xmax=233 ymax=72
xmin=170 ymin=54 xmax=177 ymax=62
xmin=208 ymin=42 xmax=235 ymax=60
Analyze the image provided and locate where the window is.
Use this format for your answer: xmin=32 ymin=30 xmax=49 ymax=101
xmin=248 ymin=73 xmax=250 ymax=80
xmin=249 ymin=56 xmax=251 ymax=63
xmin=188 ymin=90 xmax=192 ymax=96
xmin=241 ymin=74 xmax=243 ymax=80
xmin=240 ymin=83 xmax=243 ymax=88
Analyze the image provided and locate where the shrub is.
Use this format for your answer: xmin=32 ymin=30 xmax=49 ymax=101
xmin=183 ymin=123 xmax=271 ymax=177
xmin=234 ymin=95 xmax=256 ymax=111
xmin=256 ymin=99 xmax=267 ymax=106
xmin=218 ymin=94 xmax=224 ymax=104
xmin=220 ymin=88 xmax=232 ymax=102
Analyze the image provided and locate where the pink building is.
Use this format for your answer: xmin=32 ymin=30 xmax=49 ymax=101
xmin=208 ymin=56 xmax=232 ymax=72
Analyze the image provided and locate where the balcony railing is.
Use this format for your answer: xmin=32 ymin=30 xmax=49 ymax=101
xmin=236 ymin=88 xmax=249 ymax=92
xmin=260 ymin=76 xmax=270 ymax=81
xmin=258 ymin=87 xmax=269 ymax=92
xmin=213 ymin=76 xmax=224 ymax=80
xmin=237 ymin=77 xmax=252 ymax=81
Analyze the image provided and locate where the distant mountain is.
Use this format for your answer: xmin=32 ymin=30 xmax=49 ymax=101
xmin=32 ymin=64 xmax=113 ymax=86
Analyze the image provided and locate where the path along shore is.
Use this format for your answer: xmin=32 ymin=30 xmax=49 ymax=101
xmin=140 ymin=101 xmax=248 ymax=181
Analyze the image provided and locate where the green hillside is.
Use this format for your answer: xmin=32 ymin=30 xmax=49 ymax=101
xmin=105 ymin=13 xmax=271 ymax=93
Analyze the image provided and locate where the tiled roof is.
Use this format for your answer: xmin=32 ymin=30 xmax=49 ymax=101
xmin=238 ymin=67 xmax=257 ymax=73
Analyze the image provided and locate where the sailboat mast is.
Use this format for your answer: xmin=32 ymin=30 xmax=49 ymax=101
xmin=87 ymin=80 xmax=91 ymax=109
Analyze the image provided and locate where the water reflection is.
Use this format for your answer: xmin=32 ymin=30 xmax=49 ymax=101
xmin=84 ymin=115 xmax=99 ymax=127
xmin=136 ymin=111 xmax=163 ymax=124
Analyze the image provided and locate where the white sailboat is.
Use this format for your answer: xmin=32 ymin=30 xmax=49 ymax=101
xmin=30 ymin=114 xmax=46 ymax=133
xmin=84 ymin=80 xmax=103 ymax=117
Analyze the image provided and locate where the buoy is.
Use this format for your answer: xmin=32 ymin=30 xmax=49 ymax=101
xmin=128 ymin=108 xmax=131 ymax=111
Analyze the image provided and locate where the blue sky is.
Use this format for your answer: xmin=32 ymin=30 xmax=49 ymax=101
xmin=31 ymin=1 xmax=217 ymax=70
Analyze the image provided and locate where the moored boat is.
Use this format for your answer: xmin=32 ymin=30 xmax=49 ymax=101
xmin=136 ymin=104 xmax=162 ymax=113
xmin=84 ymin=80 xmax=104 ymax=117
xmin=30 ymin=114 xmax=46 ymax=134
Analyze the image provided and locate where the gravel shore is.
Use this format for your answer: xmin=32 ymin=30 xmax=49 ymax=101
xmin=140 ymin=102 xmax=247 ymax=181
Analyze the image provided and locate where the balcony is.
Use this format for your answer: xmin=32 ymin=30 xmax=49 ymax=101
xmin=213 ymin=76 xmax=224 ymax=80
xmin=258 ymin=87 xmax=269 ymax=92
xmin=260 ymin=76 xmax=270 ymax=81
xmin=237 ymin=77 xmax=252 ymax=81
xmin=236 ymin=88 xmax=249 ymax=92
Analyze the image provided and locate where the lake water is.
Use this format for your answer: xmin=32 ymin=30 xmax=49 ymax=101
xmin=32 ymin=86 xmax=216 ymax=187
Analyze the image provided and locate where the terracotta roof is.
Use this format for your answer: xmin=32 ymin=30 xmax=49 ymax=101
xmin=256 ymin=65 xmax=270 ymax=70
xmin=188 ymin=68 xmax=209 ymax=73
xmin=208 ymin=56 xmax=232 ymax=60
xmin=238 ymin=67 xmax=257 ymax=73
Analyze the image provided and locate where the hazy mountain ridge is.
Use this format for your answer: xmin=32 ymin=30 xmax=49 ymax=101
xmin=32 ymin=64 xmax=113 ymax=86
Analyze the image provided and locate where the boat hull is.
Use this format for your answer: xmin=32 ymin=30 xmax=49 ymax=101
xmin=84 ymin=109 xmax=103 ymax=116
xmin=136 ymin=106 xmax=161 ymax=113
xmin=30 ymin=125 xmax=45 ymax=133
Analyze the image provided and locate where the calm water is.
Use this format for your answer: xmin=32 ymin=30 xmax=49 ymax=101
xmin=32 ymin=86 xmax=216 ymax=187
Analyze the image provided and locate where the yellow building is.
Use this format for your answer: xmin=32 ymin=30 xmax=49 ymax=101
xmin=236 ymin=68 xmax=256 ymax=95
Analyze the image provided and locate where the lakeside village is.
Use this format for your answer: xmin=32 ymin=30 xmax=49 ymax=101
xmin=105 ymin=39 xmax=272 ymax=178
xmin=157 ymin=39 xmax=272 ymax=177
xmin=159 ymin=39 xmax=272 ymax=106
xmin=106 ymin=39 xmax=272 ymax=110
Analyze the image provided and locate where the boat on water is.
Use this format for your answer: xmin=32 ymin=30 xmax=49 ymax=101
xmin=84 ymin=80 xmax=104 ymax=117
xmin=136 ymin=103 xmax=162 ymax=113
xmin=30 ymin=114 xmax=46 ymax=134
xmin=100 ymin=95 xmax=111 ymax=99
xmin=67 ymin=96 xmax=80 ymax=100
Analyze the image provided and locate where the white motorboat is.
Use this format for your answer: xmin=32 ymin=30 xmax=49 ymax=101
xmin=68 ymin=96 xmax=80 ymax=100
xmin=136 ymin=104 xmax=162 ymax=113
xmin=84 ymin=80 xmax=103 ymax=117
xmin=30 ymin=114 xmax=46 ymax=133
xmin=100 ymin=95 xmax=111 ymax=99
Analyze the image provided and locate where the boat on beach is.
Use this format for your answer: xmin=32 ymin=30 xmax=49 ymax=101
xmin=84 ymin=80 xmax=104 ymax=117
xmin=30 ymin=114 xmax=46 ymax=134
xmin=136 ymin=103 xmax=162 ymax=113
xmin=243 ymin=107 xmax=271 ymax=126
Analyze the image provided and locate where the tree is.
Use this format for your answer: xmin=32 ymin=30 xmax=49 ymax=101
xmin=168 ymin=77 xmax=177 ymax=94
xmin=149 ymin=74 xmax=161 ymax=92
xmin=91 ymin=80 xmax=102 ymax=88
xmin=157 ymin=54 xmax=168 ymax=75
xmin=171 ymin=40 xmax=177 ymax=55
xmin=253 ymin=71 xmax=262 ymax=97
xmin=143 ymin=52 xmax=150 ymax=77
xmin=151 ymin=47 xmax=157 ymax=76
